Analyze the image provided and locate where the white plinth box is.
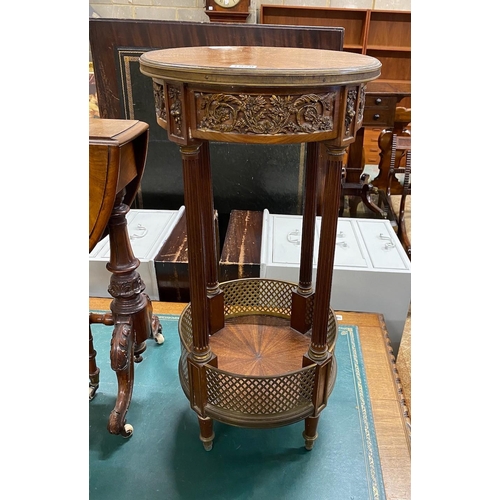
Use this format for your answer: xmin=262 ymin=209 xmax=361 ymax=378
xmin=260 ymin=210 xmax=411 ymax=351
xmin=89 ymin=208 xmax=185 ymax=300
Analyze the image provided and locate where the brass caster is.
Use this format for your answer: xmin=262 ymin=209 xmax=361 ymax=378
xmin=303 ymin=430 xmax=318 ymax=451
xmin=200 ymin=433 xmax=215 ymax=452
xmin=121 ymin=423 xmax=134 ymax=438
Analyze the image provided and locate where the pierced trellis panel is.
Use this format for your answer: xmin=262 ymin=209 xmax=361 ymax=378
xmin=205 ymin=365 xmax=317 ymax=414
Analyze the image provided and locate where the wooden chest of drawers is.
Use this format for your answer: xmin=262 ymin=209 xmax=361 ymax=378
xmin=363 ymin=95 xmax=399 ymax=127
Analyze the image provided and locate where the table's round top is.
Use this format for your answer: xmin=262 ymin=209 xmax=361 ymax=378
xmin=139 ymin=46 xmax=381 ymax=87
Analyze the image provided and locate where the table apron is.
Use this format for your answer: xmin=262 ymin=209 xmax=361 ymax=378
xmin=152 ymin=79 xmax=368 ymax=146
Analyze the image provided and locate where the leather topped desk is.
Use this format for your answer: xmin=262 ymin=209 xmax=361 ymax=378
xmin=89 ymin=298 xmax=410 ymax=499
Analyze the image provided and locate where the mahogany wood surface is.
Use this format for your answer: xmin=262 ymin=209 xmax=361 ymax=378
xmin=209 ymin=316 xmax=311 ymax=376
xmin=89 ymin=119 xmax=148 ymax=251
xmin=89 ymin=298 xmax=410 ymax=499
xmin=139 ymin=45 xmax=380 ymax=87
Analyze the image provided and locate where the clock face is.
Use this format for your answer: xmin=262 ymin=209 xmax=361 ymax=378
xmin=213 ymin=0 xmax=241 ymax=8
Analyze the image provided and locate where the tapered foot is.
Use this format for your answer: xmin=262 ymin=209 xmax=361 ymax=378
xmin=202 ymin=439 xmax=214 ymax=452
xmin=303 ymin=430 xmax=318 ymax=451
xmin=303 ymin=415 xmax=320 ymax=451
xmin=198 ymin=416 xmax=214 ymax=451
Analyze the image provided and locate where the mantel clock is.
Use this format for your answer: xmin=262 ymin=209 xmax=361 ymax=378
xmin=205 ymin=0 xmax=250 ymax=23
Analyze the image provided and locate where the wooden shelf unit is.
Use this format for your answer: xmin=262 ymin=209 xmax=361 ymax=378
xmin=260 ymin=5 xmax=411 ymax=84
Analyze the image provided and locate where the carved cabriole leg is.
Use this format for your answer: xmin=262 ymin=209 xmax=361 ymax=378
xmin=199 ymin=141 xmax=224 ymax=335
xmin=180 ymin=142 xmax=219 ymax=449
xmin=291 ymin=141 xmax=319 ymax=334
xmin=108 ymin=319 xmax=135 ymax=437
xmin=105 ymin=195 xmax=163 ymax=437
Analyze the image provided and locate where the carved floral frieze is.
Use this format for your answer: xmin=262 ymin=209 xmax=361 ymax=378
xmin=195 ymin=92 xmax=336 ymax=136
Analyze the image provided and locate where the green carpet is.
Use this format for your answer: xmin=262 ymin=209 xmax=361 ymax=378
xmin=89 ymin=314 xmax=385 ymax=500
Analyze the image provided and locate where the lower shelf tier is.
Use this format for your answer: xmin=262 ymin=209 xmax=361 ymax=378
xmin=177 ymin=278 xmax=338 ymax=429
xmin=209 ymin=316 xmax=311 ymax=377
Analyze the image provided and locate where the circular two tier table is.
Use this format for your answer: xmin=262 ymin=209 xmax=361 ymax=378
xmin=140 ymin=46 xmax=381 ymax=451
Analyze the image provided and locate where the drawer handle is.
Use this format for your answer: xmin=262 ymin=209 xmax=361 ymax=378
xmin=287 ymin=230 xmax=301 ymax=246
xmin=379 ymin=232 xmax=395 ymax=249
xmin=129 ymin=224 xmax=148 ymax=240
xmin=375 ymin=98 xmax=382 ymax=104
xmin=337 ymin=231 xmax=348 ymax=248
xmin=373 ymin=114 xmax=380 ymax=120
